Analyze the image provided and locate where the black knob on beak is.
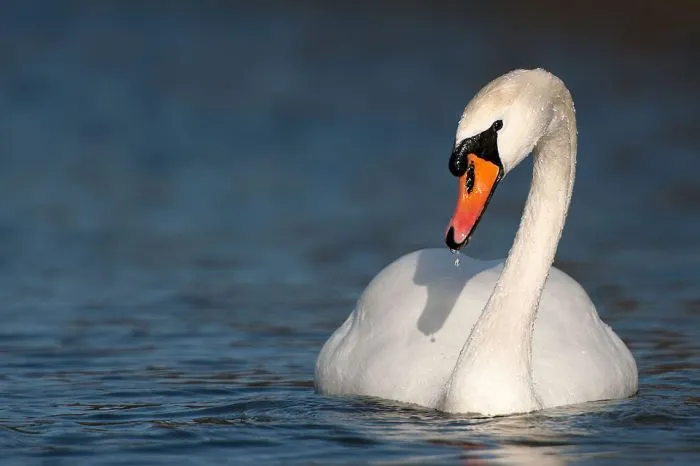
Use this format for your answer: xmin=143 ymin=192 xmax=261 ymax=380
xmin=449 ymin=149 xmax=467 ymax=177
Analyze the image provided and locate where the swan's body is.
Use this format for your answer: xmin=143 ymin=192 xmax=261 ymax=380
xmin=315 ymin=69 xmax=638 ymax=416
xmin=315 ymin=249 xmax=637 ymax=414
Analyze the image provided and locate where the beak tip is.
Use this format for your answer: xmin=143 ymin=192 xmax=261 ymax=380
xmin=445 ymin=226 xmax=468 ymax=251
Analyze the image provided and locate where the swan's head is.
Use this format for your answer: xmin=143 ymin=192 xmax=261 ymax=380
xmin=445 ymin=69 xmax=559 ymax=250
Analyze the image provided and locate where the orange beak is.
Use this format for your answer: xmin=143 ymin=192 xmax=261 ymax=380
xmin=445 ymin=153 xmax=503 ymax=250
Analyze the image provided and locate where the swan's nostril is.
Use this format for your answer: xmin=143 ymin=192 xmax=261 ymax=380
xmin=445 ymin=226 xmax=467 ymax=251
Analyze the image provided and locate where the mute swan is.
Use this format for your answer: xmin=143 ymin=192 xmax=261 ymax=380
xmin=315 ymin=69 xmax=638 ymax=417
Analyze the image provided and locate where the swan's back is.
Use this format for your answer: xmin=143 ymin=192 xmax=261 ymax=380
xmin=315 ymin=248 xmax=638 ymax=409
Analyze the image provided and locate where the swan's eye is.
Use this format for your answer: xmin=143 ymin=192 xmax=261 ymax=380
xmin=493 ymin=120 xmax=503 ymax=131
xmin=465 ymin=161 xmax=475 ymax=194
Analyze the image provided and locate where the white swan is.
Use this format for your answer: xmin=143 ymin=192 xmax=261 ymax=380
xmin=315 ymin=69 xmax=638 ymax=417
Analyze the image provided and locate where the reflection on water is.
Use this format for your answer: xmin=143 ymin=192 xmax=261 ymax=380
xmin=0 ymin=2 xmax=698 ymax=465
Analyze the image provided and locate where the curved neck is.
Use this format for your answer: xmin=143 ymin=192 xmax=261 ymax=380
xmin=443 ymin=85 xmax=577 ymax=416
xmin=492 ymin=97 xmax=577 ymax=336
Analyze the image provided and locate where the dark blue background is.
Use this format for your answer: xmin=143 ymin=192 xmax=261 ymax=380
xmin=0 ymin=2 xmax=697 ymax=464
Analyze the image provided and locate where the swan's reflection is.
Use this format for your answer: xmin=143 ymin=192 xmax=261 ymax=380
xmin=333 ymin=397 xmax=618 ymax=464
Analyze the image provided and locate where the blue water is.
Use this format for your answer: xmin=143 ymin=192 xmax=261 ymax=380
xmin=0 ymin=3 xmax=698 ymax=464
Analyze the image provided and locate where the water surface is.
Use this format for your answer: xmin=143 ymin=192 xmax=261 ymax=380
xmin=0 ymin=3 xmax=698 ymax=464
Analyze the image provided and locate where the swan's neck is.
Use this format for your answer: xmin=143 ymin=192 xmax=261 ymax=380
xmin=443 ymin=89 xmax=577 ymax=416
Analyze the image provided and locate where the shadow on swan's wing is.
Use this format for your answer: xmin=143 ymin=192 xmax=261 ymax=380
xmin=411 ymin=249 xmax=492 ymax=337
